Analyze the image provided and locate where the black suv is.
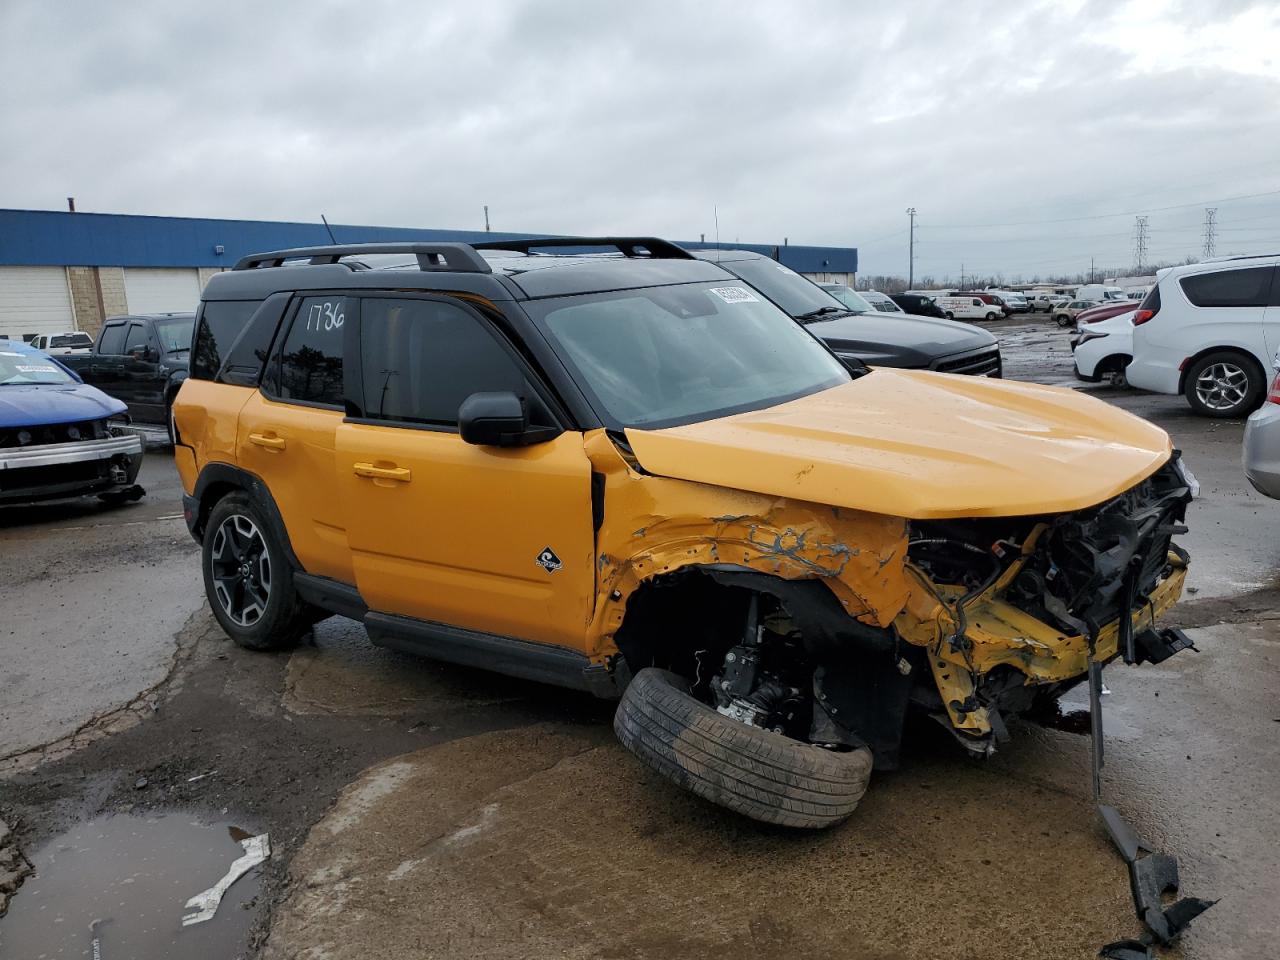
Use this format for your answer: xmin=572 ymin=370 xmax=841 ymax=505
xmin=689 ymin=249 xmax=1001 ymax=376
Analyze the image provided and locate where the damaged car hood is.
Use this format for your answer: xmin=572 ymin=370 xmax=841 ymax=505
xmin=0 ymin=382 xmax=127 ymax=429
xmin=624 ymin=370 xmax=1173 ymax=519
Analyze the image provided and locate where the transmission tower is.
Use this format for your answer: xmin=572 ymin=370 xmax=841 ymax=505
xmin=1202 ymin=208 xmax=1217 ymax=258
xmin=1133 ymin=216 xmax=1149 ymax=272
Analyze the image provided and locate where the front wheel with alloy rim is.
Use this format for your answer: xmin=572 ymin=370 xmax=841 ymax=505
xmin=202 ymin=493 xmax=312 ymax=650
xmin=1183 ymin=351 xmax=1265 ymax=418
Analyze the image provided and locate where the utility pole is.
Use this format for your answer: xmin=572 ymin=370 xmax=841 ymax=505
xmin=960 ymin=262 xmax=965 ymax=290
xmin=906 ymin=207 xmax=917 ymax=288
xmin=1090 ymin=257 xmax=1095 ymax=284
xmin=1133 ymin=216 xmax=1149 ymax=272
xmin=483 ymin=205 xmax=490 ymax=232
xmin=1202 ymin=208 xmax=1217 ymax=259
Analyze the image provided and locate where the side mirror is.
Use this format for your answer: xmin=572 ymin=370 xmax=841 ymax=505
xmin=458 ymin=391 xmax=558 ymax=447
xmin=130 ymin=345 xmax=157 ymax=362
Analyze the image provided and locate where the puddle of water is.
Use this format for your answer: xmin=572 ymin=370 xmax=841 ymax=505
xmin=0 ymin=812 xmax=263 ymax=960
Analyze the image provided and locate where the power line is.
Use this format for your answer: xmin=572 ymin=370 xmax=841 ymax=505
xmin=920 ymin=186 xmax=1280 ymax=230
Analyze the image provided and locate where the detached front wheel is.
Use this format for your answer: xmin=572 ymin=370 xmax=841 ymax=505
xmin=614 ymin=668 xmax=873 ymax=829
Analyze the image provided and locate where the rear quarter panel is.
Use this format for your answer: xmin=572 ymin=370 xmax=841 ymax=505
xmin=172 ymin=379 xmax=256 ymax=495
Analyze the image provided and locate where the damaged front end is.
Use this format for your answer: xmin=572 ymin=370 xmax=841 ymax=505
xmin=895 ymin=454 xmax=1195 ymax=754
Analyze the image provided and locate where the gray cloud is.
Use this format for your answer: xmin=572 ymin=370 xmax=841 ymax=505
xmin=2 ymin=0 xmax=1278 ymax=280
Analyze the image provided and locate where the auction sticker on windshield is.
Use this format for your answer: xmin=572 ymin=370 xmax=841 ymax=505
xmin=709 ymin=286 xmax=760 ymax=304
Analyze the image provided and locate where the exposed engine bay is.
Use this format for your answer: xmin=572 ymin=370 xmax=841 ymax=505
xmin=622 ymin=454 xmax=1196 ymax=771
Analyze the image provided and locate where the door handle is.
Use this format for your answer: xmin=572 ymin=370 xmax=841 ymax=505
xmin=353 ymin=462 xmax=411 ymax=482
xmin=248 ymin=432 xmax=286 ymax=451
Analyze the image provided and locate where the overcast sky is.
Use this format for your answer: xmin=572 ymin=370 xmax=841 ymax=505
xmin=3 ymin=0 xmax=1279 ymax=280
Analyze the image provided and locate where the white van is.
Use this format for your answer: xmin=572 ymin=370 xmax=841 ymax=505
xmin=1076 ymin=284 xmax=1129 ymax=303
xmin=1127 ymin=255 xmax=1280 ymax=417
xmin=936 ymin=295 xmax=1002 ymax=321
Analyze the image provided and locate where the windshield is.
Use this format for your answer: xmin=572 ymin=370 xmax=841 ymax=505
xmin=823 ymin=285 xmax=876 ymax=312
xmin=154 ymin=316 xmax=194 ymax=353
xmin=0 ymin=348 xmax=75 ymax=385
xmin=719 ymin=257 xmax=846 ymax=318
xmin=533 ymin=281 xmax=850 ymax=428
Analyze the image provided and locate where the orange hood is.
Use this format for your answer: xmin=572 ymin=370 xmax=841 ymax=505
xmin=624 ymin=370 xmax=1172 ymax=519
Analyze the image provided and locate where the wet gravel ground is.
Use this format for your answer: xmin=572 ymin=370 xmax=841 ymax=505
xmin=1 ymin=326 xmax=1277 ymax=959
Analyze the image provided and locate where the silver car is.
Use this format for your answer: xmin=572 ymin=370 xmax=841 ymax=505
xmin=1243 ymin=361 xmax=1280 ymax=498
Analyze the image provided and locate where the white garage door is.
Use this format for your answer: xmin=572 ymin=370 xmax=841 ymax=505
xmin=123 ymin=268 xmax=201 ymax=315
xmin=0 ymin=266 xmax=75 ymax=341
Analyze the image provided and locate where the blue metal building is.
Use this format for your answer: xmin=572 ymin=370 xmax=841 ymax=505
xmin=0 ymin=208 xmax=857 ymax=338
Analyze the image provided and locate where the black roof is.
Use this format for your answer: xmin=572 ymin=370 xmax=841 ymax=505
xmin=207 ymin=238 xmax=731 ymax=302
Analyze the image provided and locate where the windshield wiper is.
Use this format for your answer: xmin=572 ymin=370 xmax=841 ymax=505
xmin=795 ymin=306 xmax=849 ymax=323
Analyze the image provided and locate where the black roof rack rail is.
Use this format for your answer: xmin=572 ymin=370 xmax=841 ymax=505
xmin=472 ymin=236 xmax=694 ymax=260
xmin=232 ymin=242 xmax=492 ymax=273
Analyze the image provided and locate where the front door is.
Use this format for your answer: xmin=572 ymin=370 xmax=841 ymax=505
xmin=334 ymin=294 xmax=595 ymax=652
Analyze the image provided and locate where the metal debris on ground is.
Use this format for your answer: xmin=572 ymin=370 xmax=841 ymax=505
xmin=182 ymin=833 xmax=270 ymax=926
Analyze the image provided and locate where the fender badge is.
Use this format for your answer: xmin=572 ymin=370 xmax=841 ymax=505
xmin=535 ymin=547 xmax=562 ymax=573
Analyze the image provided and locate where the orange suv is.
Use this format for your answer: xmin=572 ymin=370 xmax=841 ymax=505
xmin=174 ymin=238 xmax=1195 ymax=828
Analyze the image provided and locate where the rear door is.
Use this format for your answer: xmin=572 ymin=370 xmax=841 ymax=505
xmin=334 ymin=294 xmax=596 ymax=651
xmin=237 ymin=294 xmax=354 ymax=584
xmin=84 ymin=320 xmax=130 ymax=398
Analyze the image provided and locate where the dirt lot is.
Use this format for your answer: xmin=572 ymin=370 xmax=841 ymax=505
xmin=2 ymin=320 xmax=1277 ymax=959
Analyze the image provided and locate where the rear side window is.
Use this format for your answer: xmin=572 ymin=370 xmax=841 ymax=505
xmin=98 ymin=323 xmax=126 ymax=355
xmin=357 ymin=297 xmax=530 ymax=427
xmin=275 ymin=296 xmax=350 ymax=407
xmin=192 ymin=300 xmax=263 ymax=380
xmin=1179 ymin=267 xmax=1274 ymax=308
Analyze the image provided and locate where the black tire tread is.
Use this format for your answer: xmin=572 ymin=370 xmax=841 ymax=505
xmin=203 ymin=493 xmax=311 ymax=651
xmin=614 ymin=668 xmax=872 ymax=829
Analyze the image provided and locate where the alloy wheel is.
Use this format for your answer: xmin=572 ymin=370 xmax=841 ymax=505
xmin=209 ymin=514 xmax=271 ymax=626
xmin=1194 ymin=361 xmax=1250 ymax=412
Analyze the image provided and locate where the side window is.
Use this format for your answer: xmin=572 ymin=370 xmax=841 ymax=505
xmin=98 ymin=323 xmax=126 ymax=355
xmin=972 ymin=299 xmax=981 ymax=307
xmin=276 ymin=296 xmax=349 ymax=407
xmin=1180 ymin=267 xmax=1273 ymax=308
xmin=191 ymin=300 xmax=264 ymax=380
xmin=358 ymin=297 xmax=532 ymax=427
xmin=124 ymin=323 xmax=149 ymax=354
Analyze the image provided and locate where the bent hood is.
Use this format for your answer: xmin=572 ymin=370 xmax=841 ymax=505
xmin=625 ymin=370 xmax=1172 ymax=519
xmin=0 ymin=382 xmax=127 ymax=429
xmin=807 ymin=311 xmax=994 ymax=368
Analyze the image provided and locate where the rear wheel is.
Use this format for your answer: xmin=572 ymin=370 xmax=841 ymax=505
xmin=1183 ymin=351 xmax=1265 ymax=418
xmin=984 ymin=311 xmax=998 ymax=321
xmin=1055 ymin=313 xmax=1072 ymax=327
xmin=614 ymin=668 xmax=873 ymax=829
xmin=202 ymin=493 xmax=312 ymax=650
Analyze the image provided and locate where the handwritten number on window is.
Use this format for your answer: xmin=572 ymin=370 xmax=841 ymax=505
xmin=305 ymin=301 xmax=345 ymax=333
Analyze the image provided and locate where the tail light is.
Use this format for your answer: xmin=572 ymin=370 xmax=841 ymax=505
xmin=1268 ymin=371 xmax=1280 ymax=405
xmin=1133 ymin=309 xmax=1156 ymax=325
xmin=1133 ymin=285 xmax=1160 ymax=325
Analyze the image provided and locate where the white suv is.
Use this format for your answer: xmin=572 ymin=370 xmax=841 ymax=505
xmin=1126 ymin=255 xmax=1279 ymax=418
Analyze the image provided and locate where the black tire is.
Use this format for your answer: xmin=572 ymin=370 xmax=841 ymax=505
xmin=202 ymin=493 xmax=311 ymax=650
xmin=614 ymin=668 xmax=873 ymax=829
xmin=944 ymin=311 xmax=955 ymax=320
xmin=984 ymin=311 xmax=998 ymax=321
xmin=1055 ymin=313 xmax=1072 ymax=328
xmin=1183 ymin=350 xmax=1265 ymax=418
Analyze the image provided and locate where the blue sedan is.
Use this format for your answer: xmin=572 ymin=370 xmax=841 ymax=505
xmin=0 ymin=339 xmax=144 ymax=504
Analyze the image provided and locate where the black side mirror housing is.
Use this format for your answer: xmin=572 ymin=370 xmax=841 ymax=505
xmin=458 ymin=391 xmax=559 ymax=447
